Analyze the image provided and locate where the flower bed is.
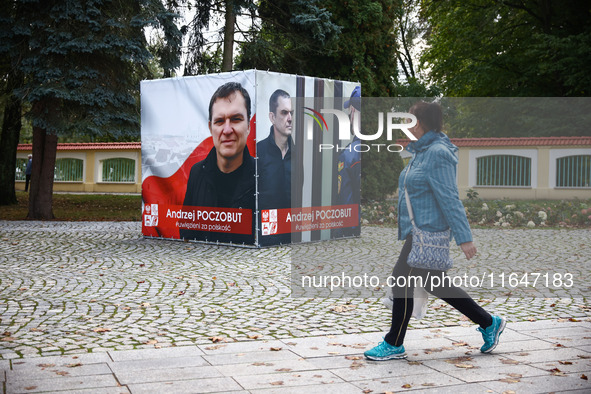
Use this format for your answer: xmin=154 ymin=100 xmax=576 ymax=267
xmin=361 ymin=194 xmax=591 ymax=229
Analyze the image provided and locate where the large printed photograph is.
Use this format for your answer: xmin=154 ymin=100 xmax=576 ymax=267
xmin=141 ymin=72 xmax=257 ymax=245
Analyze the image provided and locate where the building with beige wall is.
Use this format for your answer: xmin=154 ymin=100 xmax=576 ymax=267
xmin=16 ymin=138 xmax=591 ymax=200
xmin=16 ymin=142 xmax=141 ymax=193
xmin=400 ymin=136 xmax=591 ymax=200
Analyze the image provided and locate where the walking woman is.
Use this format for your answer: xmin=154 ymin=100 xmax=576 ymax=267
xmin=364 ymin=101 xmax=505 ymax=360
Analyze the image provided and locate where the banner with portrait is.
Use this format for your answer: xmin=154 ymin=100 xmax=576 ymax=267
xmin=141 ymin=70 xmax=360 ymax=247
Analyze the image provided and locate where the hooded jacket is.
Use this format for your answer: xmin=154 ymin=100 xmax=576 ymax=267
xmin=180 ymin=146 xmax=255 ymax=245
xmin=397 ymin=131 xmax=472 ymax=245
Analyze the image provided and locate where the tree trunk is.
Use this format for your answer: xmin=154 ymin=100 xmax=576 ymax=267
xmin=222 ymin=0 xmax=236 ymax=72
xmin=0 ymin=73 xmax=23 ymax=205
xmin=27 ymin=125 xmax=57 ymax=220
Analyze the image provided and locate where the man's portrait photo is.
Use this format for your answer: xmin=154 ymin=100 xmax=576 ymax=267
xmin=180 ymin=81 xmax=255 ymax=244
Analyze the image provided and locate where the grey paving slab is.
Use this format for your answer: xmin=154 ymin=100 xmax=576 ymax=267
xmin=530 ymin=357 xmax=591 ymax=374
xmin=391 ymin=382 xmax=501 ymax=394
xmin=197 ymin=340 xmax=287 ymax=355
xmin=249 ymin=382 xmax=362 ymax=394
xmin=115 ymin=365 xmax=223 ymax=385
xmin=7 ymin=362 xmax=112 ymax=381
xmin=503 ymin=347 xmax=591 ymax=364
xmin=330 ymin=358 xmax=432 ymax=381
xmin=107 ymin=356 xmax=209 ymax=374
xmin=203 ymin=350 xmax=301 ymax=366
xmin=213 ymin=358 xmax=319 ymax=377
xmin=6 ymin=373 xmax=119 ymax=393
xmin=10 ymin=354 xmax=111 ymax=369
xmin=232 ymin=369 xmax=344 ymax=390
xmin=108 ymin=346 xmax=204 ymax=362
xmin=350 ymin=371 xmax=464 ymax=392
xmin=279 ymin=334 xmax=371 ymax=358
xmin=29 ymin=389 xmax=130 ymax=394
xmin=126 ymin=377 xmax=244 ymax=394
xmin=480 ymin=372 xmax=591 ymax=393
xmin=524 ymin=326 xmax=591 ymax=339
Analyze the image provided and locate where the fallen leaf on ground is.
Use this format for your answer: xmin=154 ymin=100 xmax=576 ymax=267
xmin=204 ymin=344 xmax=226 ymax=350
xmin=501 ymin=359 xmax=519 ymax=365
xmin=24 ymin=387 xmax=37 ymax=391
xmin=37 ymin=364 xmax=55 ymax=368
xmin=93 ymin=327 xmax=111 ymax=333
xmin=350 ymin=361 xmax=365 ymax=370
xmin=421 ymin=383 xmax=436 ymax=387
xmin=275 ymin=368 xmax=292 ymax=372
xmin=401 ymin=383 xmax=412 ymax=388
xmin=208 ymin=336 xmax=225 ymax=343
xmin=145 ymin=340 xmax=158 ymax=345
xmin=452 ymin=341 xmax=469 ymax=347
xmin=507 ymin=373 xmax=522 ymax=378
xmin=558 ymin=361 xmax=573 ymax=365
xmin=67 ymin=363 xmax=82 ymax=368
xmin=408 ymin=361 xmax=422 ymax=365
xmin=248 ymin=334 xmax=261 ymax=339
xmin=455 ymin=363 xmax=475 ymax=369
xmin=270 ymin=381 xmax=284 ymax=386
xmin=270 ymin=347 xmax=282 ymax=351
xmin=499 ymin=378 xmax=520 ymax=383
xmin=345 ymin=356 xmax=362 ymax=360
xmin=581 ymin=374 xmax=588 ymax=380
xmin=550 ymin=368 xmax=566 ymax=376
xmin=252 ymin=362 xmax=273 ymax=366
xmin=55 ymin=371 xmax=69 ymax=376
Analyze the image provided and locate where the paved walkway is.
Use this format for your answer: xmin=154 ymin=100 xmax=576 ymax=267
xmin=0 ymin=221 xmax=590 ymax=392
xmin=1 ymin=320 xmax=590 ymax=393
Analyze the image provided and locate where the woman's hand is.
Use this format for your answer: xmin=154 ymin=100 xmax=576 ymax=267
xmin=460 ymin=241 xmax=477 ymax=260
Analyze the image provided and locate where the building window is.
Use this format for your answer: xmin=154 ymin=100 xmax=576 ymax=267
xmin=54 ymin=158 xmax=84 ymax=182
xmin=101 ymin=158 xmax=135 ymax=182
xmin=556 ymin=155 xmax=591 ymax=188
xmin=476 ymin=155 xmax=531 ymax=186
xmin=15 ymin=158 xmax=27 ymax=181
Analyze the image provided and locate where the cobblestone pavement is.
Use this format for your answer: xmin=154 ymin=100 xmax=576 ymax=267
xmin=0 ymin=221 xmax=589 ymax=360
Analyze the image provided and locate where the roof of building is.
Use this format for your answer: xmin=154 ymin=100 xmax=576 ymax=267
xmin=396 ymin=136 xmax=591 ymax=147
xmin=18 ymin=142 xmax=141 ymax=151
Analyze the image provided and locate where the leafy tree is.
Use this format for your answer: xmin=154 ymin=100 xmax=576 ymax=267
xmin=8 ymin=0 xmax=181 ymax=217
xmin=420 ymin=0 xmax=591 ymax=96
xmin=239 ymin=0 xmax=404 ymax=201
xmin=183 ymin=0 xmax=256 ymax=74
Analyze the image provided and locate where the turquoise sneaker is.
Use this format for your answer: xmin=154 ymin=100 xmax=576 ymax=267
xmin=477 ymin=315 xmax=506 ymax=353
xmin=364 ymin=340 xmax=407 ymax=360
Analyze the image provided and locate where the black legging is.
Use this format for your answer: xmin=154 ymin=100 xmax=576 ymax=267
xmin=385 ymin=235 xmax=493 ymax=347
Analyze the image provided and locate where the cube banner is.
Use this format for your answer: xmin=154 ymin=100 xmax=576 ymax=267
xmin=141 ymin=70 xmax=360 ymax=247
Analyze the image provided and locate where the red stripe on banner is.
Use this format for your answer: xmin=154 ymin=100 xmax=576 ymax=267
xmin=142 ymin=115 xmax=257 ymax=239
xmin=260 ymin=204 xmax=359 ymax=236
xmin=143 ymin=204 xmax=253 ymax=236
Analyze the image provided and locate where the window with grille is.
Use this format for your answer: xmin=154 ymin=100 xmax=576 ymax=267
xmin=476 ymin=155 xmax=531 ymax=186
xmin=54 ymin=158 xmax=83 ymax=182
xmin=101 ymin=158 xmax=135 ymax=182
xmin=556 ymin=155 xmax=591 ymax=188
xmin=15 ymin=158 xmax=27 ymax=181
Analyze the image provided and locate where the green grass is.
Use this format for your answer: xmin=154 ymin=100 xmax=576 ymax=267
xmin=1 ymin=192 xmax=142 ymax=221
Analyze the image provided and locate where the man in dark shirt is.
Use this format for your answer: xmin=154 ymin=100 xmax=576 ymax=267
xmin=257 ymin=89 xmax=294 ymax=245
xmin=180 ymin=82 xmax=255 ymax=245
